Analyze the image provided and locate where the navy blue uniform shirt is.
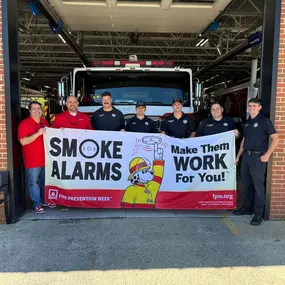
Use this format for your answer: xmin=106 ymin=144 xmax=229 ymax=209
xmin=91 ymin=107 xmax=125 ymax=131
xmin=161 ymin=113 xmax=195 ymax=139
xmin=125 ymin=116 xmax=157 ymax=133
xmin=243 ymin=113 xmax=276 ymax=153
xmin=196 ymin=116 xmax=236 ymax=137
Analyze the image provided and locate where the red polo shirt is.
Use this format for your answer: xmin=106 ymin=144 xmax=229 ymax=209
xmin=18 ymin=116 xmax=49 ymax=168
xmin=52 ymin=110 xmax=93 ymax=130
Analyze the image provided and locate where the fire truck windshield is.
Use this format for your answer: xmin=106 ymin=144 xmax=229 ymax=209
xmin=74 ymin=70 xmax=191 ymax=107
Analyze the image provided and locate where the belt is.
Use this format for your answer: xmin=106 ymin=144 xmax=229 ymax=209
xmin=245 ymin=150 xmax=261 ymax=155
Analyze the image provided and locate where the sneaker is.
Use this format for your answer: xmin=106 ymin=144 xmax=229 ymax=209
xmin=42 ymin=203 xmax=57 ymax=208
xmin=60 ymin=206 xmax=69 ymax=211
xmin=34 ymin=205 xmax=45 ymax=214
xmin=233 ymin=206 xmax=253 ymax=215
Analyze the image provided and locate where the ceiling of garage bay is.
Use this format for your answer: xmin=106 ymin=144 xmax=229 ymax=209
xmin=18 ymin=0 xmax=263 ymax=90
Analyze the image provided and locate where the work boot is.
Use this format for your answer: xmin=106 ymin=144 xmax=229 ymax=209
xmin=233 ymin=206 xmax=253 ymax=215
xmin=250 ymin=214 xmax=263 ymax=226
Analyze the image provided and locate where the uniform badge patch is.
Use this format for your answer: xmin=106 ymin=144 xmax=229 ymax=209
xmin=112 ymin=113 xmax=116 ymax=117
xmin=223 ymin=122 xmax=228 ymax=127
xmin=206 ymin=124 xmax=214 ymax=127
xmin=145 ymin=122 xmax=149 ymax=125
xmin=254 ymin=123 xmax=258 ymax=127
xmin=168 ymin=120 xmax=174 ymax=123
xmin=183 ymin=120 xmax=187 ymax=124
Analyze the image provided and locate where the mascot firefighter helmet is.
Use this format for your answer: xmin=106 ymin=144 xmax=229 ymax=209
xmin=128 ymin=157 xmax=150 ymax=180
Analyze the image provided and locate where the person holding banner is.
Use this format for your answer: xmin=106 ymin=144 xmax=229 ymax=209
xmin=52 ymin=96 xmax=93 ymax=130
xmin=234 ymin=98 xmax=279 ymax=226
xmin=196 ymin=102 xmax=240 ymax=138
xmin=52 ymin=95 xmax=92 ymax=211
xmin=161 ymin=98 xmax=195 ymax=138
xmin=125 ymin=101 xmax=157 ymax=133
xmin=91 ymin=92 xmax=125 ymax=131
xmin=18 ymin=101 xmax=56 ymax=214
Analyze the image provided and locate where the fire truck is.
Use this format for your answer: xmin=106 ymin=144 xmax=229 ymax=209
xmin=204 ymin=81 xmax=259 ymax=121
xmin=21 ymin=86 xmax=61 ymax=122
xmin=58 ymin=56 xmax=195 ymax=131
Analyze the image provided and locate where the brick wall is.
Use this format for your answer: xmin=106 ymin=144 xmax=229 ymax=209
xmin=270 ymin=0 xmax=285 ymax=220
xmin=0 ymin=0 xmax=7 ymax=223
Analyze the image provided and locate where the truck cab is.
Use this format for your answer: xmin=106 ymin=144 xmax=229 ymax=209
xmin=59 ymin=58 xmax=194 ymax=131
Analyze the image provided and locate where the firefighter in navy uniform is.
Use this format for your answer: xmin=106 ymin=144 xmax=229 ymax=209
xmin=161 ymin=98 xmax=195 ymax=138
xmin=125 ymin=101 xmax=157 ymax=133
xmin=91 ymin=92 xmax=125 ymax=131
xmin=196 ymin=102 xmax=240 ymax=138
xmin=234 ymin=98 xmax=279 ymax=226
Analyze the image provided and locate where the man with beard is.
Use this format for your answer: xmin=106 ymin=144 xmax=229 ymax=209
xmin=52 ymin=96 xmax=93 ymax=130
xmin=125 ymin=101 xmax=157 ymax=133
xmin=52 ymin=95 xmax=93 ymax=211
xmin=91 ymin=92 xmax=125 ymax=131
xmin=161 ymin=98 xmax=195 ymax=138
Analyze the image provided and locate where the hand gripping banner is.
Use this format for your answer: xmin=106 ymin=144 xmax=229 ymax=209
xmin=44 ymin=128 xmax=236 ymax=209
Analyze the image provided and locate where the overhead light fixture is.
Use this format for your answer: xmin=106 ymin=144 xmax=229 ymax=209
xmin=217 ymin=47 xmax=221 ymax=56
xmin=196 ymin=39 xmax=205 ymax=47
xmin=58 ymin=34 xmax=66 ymax=44
xmin=83 ymin=64 xmax=86 ymax=68
xmin=44 ymin=85 xmax=50 ymax=89
xmin=200 ymin=38 xmax=209 ymax=47
xmin=22 ymin=77 xmax=30 ymax=81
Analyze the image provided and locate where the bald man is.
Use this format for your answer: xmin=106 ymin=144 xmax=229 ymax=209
xmin=52 ymin=96 xmax=93 ymax=211
xmin=52 ymin=96 xmax=93 ymax=130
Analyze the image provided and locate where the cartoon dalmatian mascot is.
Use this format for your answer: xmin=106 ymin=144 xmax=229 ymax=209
xmin=121 ymin=141 xmax=165 ymax=208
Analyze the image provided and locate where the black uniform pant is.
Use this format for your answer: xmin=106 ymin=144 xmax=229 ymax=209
xmin=241 ymin=152 xmax=266 ymax=215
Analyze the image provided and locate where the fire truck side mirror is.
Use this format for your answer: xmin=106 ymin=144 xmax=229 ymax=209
xmin=58 ymin=82 xmax=65 ymax=98
xmin=57 ymin=81 xmax=66 ymax=107
xmin=194 ymin=83 xmax=202 ymax=99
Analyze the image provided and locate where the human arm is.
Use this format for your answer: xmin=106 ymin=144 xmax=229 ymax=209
xmin=195 ymin=123 xmax=203 ymax=137
xmin=235 ymin=137 xmax=244 ymax=165
xmin=85 ymin=117 xmax=94 ymax=130
xmin=119 ymin=113 xmax=125 ymax=131
xmin=260 ymin=133 xmax=279 ymax=162
xmin=188 ymin=118 xmax=196 ymax=138
xmin=150 ymin=119 xmax=158 ymax=133
xmin=19 ymin=128 xmax=45 ymax=146
xmin=229 ymin=118 xmax=240 ymax=139
xmin=160 ymin=119 xmax=167 ymax=135
xmin=90 ymin=113 xmax=97 ymax=130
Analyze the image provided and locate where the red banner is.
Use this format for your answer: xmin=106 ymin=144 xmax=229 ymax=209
xmin=46 ymin=186 xmax=236 ymax=210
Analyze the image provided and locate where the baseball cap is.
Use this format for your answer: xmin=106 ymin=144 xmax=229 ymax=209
xmin=172 ymin=98 xmax=183 ymax=105
xmin=136 ymin=101 xmax=146 ymax=107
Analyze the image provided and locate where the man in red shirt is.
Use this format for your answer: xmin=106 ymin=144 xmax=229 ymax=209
xmin=18 ymin=101 xmax=56 ymax=214
xmin=52 ymin=96 xmax=93 ymax=210
xmin=52 ymin=96 xmax=93 ymax=130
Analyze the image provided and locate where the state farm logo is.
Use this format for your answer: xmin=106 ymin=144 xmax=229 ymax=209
xmin=48 ymin=189 xmax=58 ymax=200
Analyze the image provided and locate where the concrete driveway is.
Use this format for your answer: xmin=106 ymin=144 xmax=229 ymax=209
xmin=0 ymin=212 xmax=284 ymax=285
